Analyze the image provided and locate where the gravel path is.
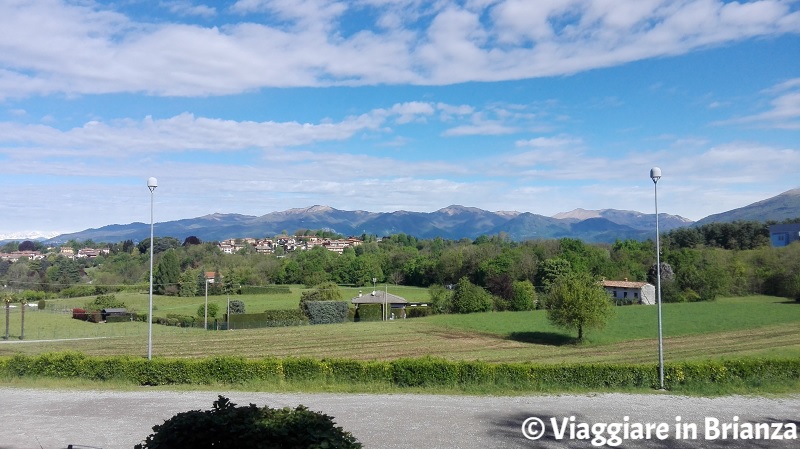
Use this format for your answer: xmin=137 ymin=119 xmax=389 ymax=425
xmin=0 ymin=388 xmax=797 ymax=449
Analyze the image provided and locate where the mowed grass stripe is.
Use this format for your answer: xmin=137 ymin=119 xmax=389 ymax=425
xmin=2 ymin=296 xmax=798 ymax=364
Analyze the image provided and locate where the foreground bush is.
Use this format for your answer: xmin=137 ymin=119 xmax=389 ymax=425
xmin=1 ymin=352 xmax=798 ymax=392
xmin=135 ymin=395 xmax=361 ymax=449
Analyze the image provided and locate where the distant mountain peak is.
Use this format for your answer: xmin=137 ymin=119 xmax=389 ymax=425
xmin=437 ymin=205 xmax=483 ymax=214
xmin=282 ymin=205 xmax=335 ymax=215
xmin=776 ymin=188 xmax=800 ymax=197
xmin=553 ymin=208 xmax=601 ymax=220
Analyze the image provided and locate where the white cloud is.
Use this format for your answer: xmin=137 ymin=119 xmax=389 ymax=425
xmin=161 ymin=1 xmax=217 ymax=18
xmin=515 ymin=135 xmax=582 ymax=148
xmin=715 ymin=78 xmax=800 ymax=129
xmin=1 ymin=1 xmax=797 ymax=97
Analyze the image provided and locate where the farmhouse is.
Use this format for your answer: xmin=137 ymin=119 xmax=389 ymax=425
xmin=601 ymin=279 xmax=656 ymax=305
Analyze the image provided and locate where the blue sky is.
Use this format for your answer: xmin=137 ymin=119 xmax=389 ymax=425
xmin=1 ymin=0 xmax=799 ymax=239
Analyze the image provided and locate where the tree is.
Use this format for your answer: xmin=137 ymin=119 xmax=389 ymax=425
xmin=546 ymin=272 xmax=614 ymax=342
xmin=428 ymin=284 xmax=452 ymax=314
xmin=537 ymin=257 xmax=572 ymax=291
xmin=510 ymin=280 xmax=537 ymax=311
xmin=450 ymin=277 xmax=493 ymax=314
xmin=178 ymin=268 xmax=199 ymax=297
xmin=153 ymin=249 xmax=181 ymax=295
xmin=198 ymin=303 xmax=220 ymax=319
xmin=182 ymin=235 xmax=202 ymax=246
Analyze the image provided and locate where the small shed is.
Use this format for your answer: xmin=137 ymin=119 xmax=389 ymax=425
xmin=351 ymin=290 xmax=408 ymax=319
xmin=601 ymin=280 xmax=656 ymax=305
xmin=101 ymin=308 xmax=128 ymax=321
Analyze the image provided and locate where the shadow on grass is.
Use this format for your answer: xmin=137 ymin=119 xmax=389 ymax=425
xmin=507 ymin=331 xmax=576 ymax=346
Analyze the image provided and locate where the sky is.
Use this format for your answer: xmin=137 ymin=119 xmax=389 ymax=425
xmin=1 ymin=0 xmax=799 ymax=240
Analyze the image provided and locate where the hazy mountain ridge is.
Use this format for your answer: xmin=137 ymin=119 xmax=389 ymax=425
xmin=39 ymin=205 xmax=691 ymax=245
xmin=17 ymin=188 xmax=799 ymax=245
xmin=693 ymin=188 xmax=800 ymax=226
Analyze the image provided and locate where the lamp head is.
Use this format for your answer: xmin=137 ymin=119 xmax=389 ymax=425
xmin=650 ymin=167 xmax=662 ymax=183
xmin=147 ymin=177 xmax=158 ymax=192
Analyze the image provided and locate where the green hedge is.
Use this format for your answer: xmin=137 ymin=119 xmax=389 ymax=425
xmin=229 ymin=310 xmax=309 ymax=329
xmin=1 ymin=353 xmax=798 ymax=390
xmin=406 ymin=306 xmax=432 ymax=318
xmin=354 ymin=304 xmax=382 ymax=322
xmin=301 ymin=301 xmax=349 ymax=325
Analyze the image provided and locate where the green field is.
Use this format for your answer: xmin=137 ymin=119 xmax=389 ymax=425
xmin=2 ymin=293 xmax=798 ymax=365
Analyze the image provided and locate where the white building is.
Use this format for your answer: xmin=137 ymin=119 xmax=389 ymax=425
xmin=601 ymin=279 xmax=656 ymax=305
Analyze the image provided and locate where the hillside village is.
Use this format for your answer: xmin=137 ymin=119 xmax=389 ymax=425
xmin=0 ymin=235 xmax=365 ymax=263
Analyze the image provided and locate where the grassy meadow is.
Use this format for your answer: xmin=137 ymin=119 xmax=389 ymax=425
xmin=2 ymin=290 xmax=798 ymax=366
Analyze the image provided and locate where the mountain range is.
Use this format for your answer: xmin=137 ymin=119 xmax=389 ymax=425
xmin=9 ymin=187 xmax=797 ymax=245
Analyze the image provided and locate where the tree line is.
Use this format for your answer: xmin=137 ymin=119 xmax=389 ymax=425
xmin=2 ymin=219 xmax=800 ymax=304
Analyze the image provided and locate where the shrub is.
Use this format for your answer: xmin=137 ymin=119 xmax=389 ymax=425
xmin=197 ymin=303 xmax=220 ymax=320
xmin=301 ymin=301 xmax=349 ymax=325
xmin=37 ymin=299 xmax=47 ymax=311
xmin=354 ymin=304 xmax=382 ymax=322
xmin=135 ymin=396 xmax=361 ymax=449
xmin=300 ymin=282 xmax=343 ymax=302
xmin=228 ymin=299 xmax=246 ymax=314
xmin=60 ymin=285 xmax=96 ymax=298
xmin=406 ymin=306 xmax=432 ymax=318
xmin=166 ymin=314 xmax=196 ymax=327
xmin=229 ymin=310 xmax=309 ymax=329
xmin=84 ymin=294 xmax=126 ymax=313
xmin=71 ymin=308 xmax=88 ymax=321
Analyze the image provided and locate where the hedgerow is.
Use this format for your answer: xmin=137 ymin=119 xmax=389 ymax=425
xmin=0 ymin=353 xmax=797 ymax=391
xmin=228 ymin=310 xmax=309 ymax=329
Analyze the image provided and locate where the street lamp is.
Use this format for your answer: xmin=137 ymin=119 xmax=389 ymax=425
xmin=147 ymin=177 xmax=157 ymax=360
xmin=650 ymin=167 xmax=665 ymax=390
xmin=205 ymin=277 xmax=212 ymax=330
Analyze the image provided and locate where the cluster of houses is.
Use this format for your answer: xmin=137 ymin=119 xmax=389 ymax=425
xmin=217 ymin=236 xmax=363 ymax=255
xmin=0 ymin=247 xmax=110 ymax=263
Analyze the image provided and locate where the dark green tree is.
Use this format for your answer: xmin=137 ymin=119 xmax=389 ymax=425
xmin=450 ymin=277 xmax=493 ymax=314
xmin=153 ymin=249 xmax=181 ymax=295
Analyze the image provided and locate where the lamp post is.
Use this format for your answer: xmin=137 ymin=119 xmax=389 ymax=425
xmin=147 ymin=177 xmax=157 ymax=360
xmin=205 ymin=277 xmax=212 ymax=330
xmin=650 ymin=167 xmax=665 ymax=390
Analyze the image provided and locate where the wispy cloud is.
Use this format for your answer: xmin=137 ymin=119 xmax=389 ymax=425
xmin=714 ymin=78 xmax=800 ymax=129
xmin=1 ymin=1 xmax=797 ymax=98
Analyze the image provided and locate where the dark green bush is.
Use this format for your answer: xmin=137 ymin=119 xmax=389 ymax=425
xmin=406 ymin=306 xmax=432 ymax=318
xmin=228 ymin=299 xmax=246 ymax=314
xmin=354 ymin=304 xmax=382 ymax=322
xmin=229 ymin=310 xmax=308 ymax=329
xmin=135 ymin=396 xmax=361 ymax=449
xmin=166 ymin=313 xmax=197 ymax=327
xmin=301 ymin=301 xmax=349 ymax=325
